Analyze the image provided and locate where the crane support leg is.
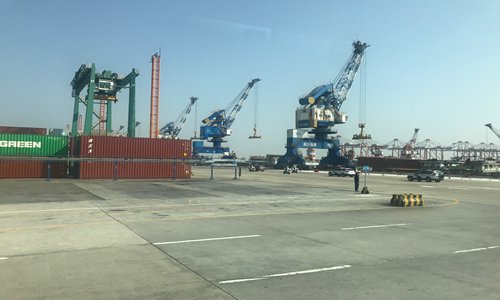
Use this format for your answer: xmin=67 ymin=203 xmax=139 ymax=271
xmin=276 ymin=146 xmax=305 ymax=169
xmin=319 ymin=148 xmax=353 ymax=169
xmin=71 ymin=93 xmax=80 ymax=137
xmin=84 ymin=64 xmax=96 ymax=136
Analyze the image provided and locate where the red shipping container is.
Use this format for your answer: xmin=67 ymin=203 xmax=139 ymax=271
xmin=0 ymin=126 xmax=47 ymax=135
xmin=74 ymin=136 xmax=191 ymax=159
xmin=75 ymin=161 xmax=191 ymax=179
xmin=0 ymin=160 xmax=67 ymax=179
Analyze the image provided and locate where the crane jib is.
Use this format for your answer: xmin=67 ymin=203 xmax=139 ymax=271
xmin=298 ymin=41 xmax=368 ymax=111
xmin=159 ymin=96 xmax=198 ymax=138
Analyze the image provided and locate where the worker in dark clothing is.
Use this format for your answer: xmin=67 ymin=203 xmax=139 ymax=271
xmin=354 ymin=170 xmax=360 ymax=192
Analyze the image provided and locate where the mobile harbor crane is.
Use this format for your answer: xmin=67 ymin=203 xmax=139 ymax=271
xmin=158 ymin=97 xmax=198 ymax=139
xmin=276 ymin=41 xmax=369 ymax=169
xmin=401 ymin=128 xmax=420 ymax=158
xmin=193 ymin=78 xmax=261 ymax=157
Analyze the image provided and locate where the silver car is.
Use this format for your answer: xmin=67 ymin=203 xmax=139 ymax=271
xmin=328 ymin=167 xmax=356 ymax=177
xmin=407 ymin=169 xmax=444 ymax=182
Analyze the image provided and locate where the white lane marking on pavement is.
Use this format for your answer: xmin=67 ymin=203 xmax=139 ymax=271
xmin=0 ymin=207 xmax=99 ymax=215
xmin=453 ymin=246 xmax=499 ymax=254
xmin=219 ymin=265 xmax=351 ymax=284
xmin=154 ymin=234 xmax=261 ymax=245
xmin=342 ymin=223 xmax=409 ymax=230
xmin=219 ymin=278 xmax=266 ymax=284
xmin=0 ymin=257 xmax=8 ymax=260
xmin=422 ymin=185 xmax=434 ymax=188
xmin=354 ymin=194 xmax=379 ymax=197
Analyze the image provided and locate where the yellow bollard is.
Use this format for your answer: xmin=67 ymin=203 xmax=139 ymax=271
xmin=393 ymin=194 xmax=424 ymax=208
xmin=401 ymin=194 xmax=408 ymax=207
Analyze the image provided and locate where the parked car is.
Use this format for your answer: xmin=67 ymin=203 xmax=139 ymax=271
xmin=328 ymin=167 xmax=356 ymax=177
xmin=407 ymin=169 xmax=444 ymax=182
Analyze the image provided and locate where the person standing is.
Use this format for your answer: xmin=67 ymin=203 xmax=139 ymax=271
xmin=354 ymin=170 xmax=360 ymax=192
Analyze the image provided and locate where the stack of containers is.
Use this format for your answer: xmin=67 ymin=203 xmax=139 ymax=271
xmin=71 ymin=136 xmax=192 ymax=179
xmin=0 ymin=133 xmax=69 ymax=178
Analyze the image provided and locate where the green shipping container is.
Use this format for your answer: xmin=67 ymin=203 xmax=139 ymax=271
xmin=0 ymin=134 xmax=68 ymax=157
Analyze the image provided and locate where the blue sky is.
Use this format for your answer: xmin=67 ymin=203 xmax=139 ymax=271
xmin=1 ymin=0 xmax=500 ymax=158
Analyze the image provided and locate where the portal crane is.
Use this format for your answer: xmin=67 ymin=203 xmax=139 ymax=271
xmin=159 ymin=97 xmax=198 ymax=139
xmin=193 ymin=78 xmax=261 ymax=156
xmin=401 ymin=128 xmax=419 ymax=158
xmin=485 ymin=123 xmax=500 ymax=140
xmin=277 ymin=41 xmax=369 ymax=169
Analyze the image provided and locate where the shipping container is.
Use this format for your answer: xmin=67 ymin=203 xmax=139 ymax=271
xmin=75 ymin=161 xmax=191 ymax=179
xmin=73 ymin=136 xmax=191 ymax=159
xmin=0 ymin=134 xmax=69 ymax=157
xmin=357 ymin=157 xmax=422 ymax=172
xmin=0 ymin=160 xmax=67 ymax=179
xmin=0 ymin=126 xmax=47 ymax=135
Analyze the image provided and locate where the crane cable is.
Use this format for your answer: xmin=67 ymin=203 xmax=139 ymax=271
xmin=193 ymin=99 xmax=198 ymax=139
xmin=254 ymin=83 xmax=259 ymax=131
xmin=249 ymin=82 xmax=262 ymax=139
xmin=359 ymin=53 xmax=367 ymax=125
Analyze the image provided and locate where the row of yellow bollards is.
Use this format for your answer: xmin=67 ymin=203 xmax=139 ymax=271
xmin=390 ymin=194 xmax=424 ymax=207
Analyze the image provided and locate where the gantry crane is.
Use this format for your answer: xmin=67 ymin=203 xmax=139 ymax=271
xmin=193 ymin=78 xmax=261 ymax=156
xmin=159 ymin=97 xmax=198 ymax=139
xmin=485 ymin=123 xmax=500 ymax=140
xmin=70 ymin=64 xmax=139 ymax=137
xmin=401 ymin=128 xmax=419 ymax=158
xmin=276 ymin=41 xmax=369 ymax=169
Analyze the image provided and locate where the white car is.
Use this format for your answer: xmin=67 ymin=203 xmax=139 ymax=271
xmin=328 ymin=167 xmax=356 ymax=177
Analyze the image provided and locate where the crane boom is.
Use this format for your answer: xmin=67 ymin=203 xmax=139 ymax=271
xmin=159 ymin=96 xmax=198 ymax=138
xmin=409 ymin=128 xmax=420 ymax=146
xmin=299 ymin=40 xmax=369 ymax=110
xmin=486 ymin=123 xmax=500 ymax=140
xmin=200 ymin=78 xmax=260 ymax=133
xmin=224 ymin=78 xmax=261 ymax=129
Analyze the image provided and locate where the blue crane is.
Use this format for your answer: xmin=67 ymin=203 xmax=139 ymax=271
xmin=277 ymin=41 xmax=369 ymax=169
xmin=193 ymin=78 xmax=261 ymax=157
xmin=159 ymin=96 xmax=198 ymax=138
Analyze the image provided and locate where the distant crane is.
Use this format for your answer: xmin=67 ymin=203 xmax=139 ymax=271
xmin=401 ymin=128 xmax=419 ymax=158
xmin=485 ymin=123 xmax=500 ymax=141
xmin=276 ymin=40 xmax=369 ymax=169
xmin=193 ymin=78 xmax=261 ymax=156
xmin=159 ymin=97 xmax=198 ymax=139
